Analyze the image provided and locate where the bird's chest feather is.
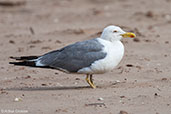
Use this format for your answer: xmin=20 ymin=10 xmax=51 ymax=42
xmin=90 ymin=40 xmax=124 ymax=73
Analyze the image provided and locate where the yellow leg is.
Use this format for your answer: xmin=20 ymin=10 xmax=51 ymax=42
xmin=86 ymin=74 xmax=96 ymax=89
xmin=90 ymin=74 xmax=94 ymax=84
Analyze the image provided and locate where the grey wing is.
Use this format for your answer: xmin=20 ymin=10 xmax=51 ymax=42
xmin=38 ymin=39 xmax=107 ymax=73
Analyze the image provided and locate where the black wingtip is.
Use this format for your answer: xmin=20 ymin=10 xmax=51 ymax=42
xmin=9 ymin=62 xmax=14 ymax=64
xmin=9 ymin=61 xmax=36 ymax=67
xmin=9 ymin=56 xmax=39 ymax=61
xmin=9 ymin=56 xmax=21 ymax=60
xmin=9 ymin=61 xmax=54 ymax=69
xmin=9 ymin=61 xmax=23 ymax=65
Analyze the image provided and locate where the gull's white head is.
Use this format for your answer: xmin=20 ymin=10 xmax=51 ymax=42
xmin=100 ymin=25 xmax=136 ymax=42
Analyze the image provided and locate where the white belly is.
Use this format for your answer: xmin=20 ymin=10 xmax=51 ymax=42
xmin=78 ymin=39 xmax=124 ymax=74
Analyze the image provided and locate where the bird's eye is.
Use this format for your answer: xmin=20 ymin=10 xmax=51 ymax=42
xmin=113 ymin=30 xmax=117 ymax=33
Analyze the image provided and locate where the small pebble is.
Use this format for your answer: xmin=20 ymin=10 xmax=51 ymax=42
xmin=161 ymin=78 xmax=167 ymax=81
xmin=14 ymin=97 xmax=22 ymax=102
xmin=98 ymin=97 xmax=104 ymax=101
xmin=119 ymin=110 xmax=128 ymax=114
xmin=41 ymin=83 xmax=47 ymax=86
xmin=74 ymin=82 xmax=78 ymax=85
xmin=75 ymin=78 xmax=80 ymax=80
xmin=24 ymin=75 xmax=31 ymax=79
xmin=126 ymin=64 xmax=134 ymax=67
xmin=165 ymin=41 xmax=169 ymax=44
xmin=55 ymin=72 xmax=59 ymax=75
xmin=120 ymin=96 xmax=126 ymax=98
xmin=116 ymin=80 xmax=121 ymax=83
xmin=146 ymin=11 xmax=154 ymax=18
xmin=154 ymin=93 xmax=158 ymax=96
xmin=9 ymin=40 xmax=15 ymax=44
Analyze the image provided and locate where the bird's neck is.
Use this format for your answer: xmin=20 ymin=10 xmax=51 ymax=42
xmin=100 ymin=36 xmax=120 ymax=43
xmin=98 ymin=38 xmax=122 ymax=46
xmin=100 ymin=33 xmax=120 ymax=42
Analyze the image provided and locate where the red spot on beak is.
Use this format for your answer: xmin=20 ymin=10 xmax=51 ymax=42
xmin=130 ymin=35 xmax=134 ymax=38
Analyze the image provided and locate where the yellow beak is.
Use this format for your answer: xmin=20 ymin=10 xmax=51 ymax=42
xmin=121 ymin=32 xmax=136 ymax=38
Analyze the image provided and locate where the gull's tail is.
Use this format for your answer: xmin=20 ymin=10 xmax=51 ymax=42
xmin=9 ymin=56 xmax=53 ymax=69
xmin=9 ymin=56 xmax=39 ymax=67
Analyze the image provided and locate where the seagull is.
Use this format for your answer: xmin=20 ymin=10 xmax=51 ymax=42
xmin=9 ymin=25 xmax=136 ymax=88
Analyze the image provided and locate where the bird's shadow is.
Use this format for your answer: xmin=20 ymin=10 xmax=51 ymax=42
xmin=5 ymin=86 xmax=92 ymax=91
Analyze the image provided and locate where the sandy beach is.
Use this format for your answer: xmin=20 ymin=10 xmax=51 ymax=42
xmin=0 ymin=0 xmax=171 ymax=113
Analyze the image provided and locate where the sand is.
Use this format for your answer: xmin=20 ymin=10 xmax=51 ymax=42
xmin=0 ymin=0 xmax=171 ymax=114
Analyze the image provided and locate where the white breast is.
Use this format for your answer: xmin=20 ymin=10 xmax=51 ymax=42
xmin=78 ymin=38 xmax=124 ymax=74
